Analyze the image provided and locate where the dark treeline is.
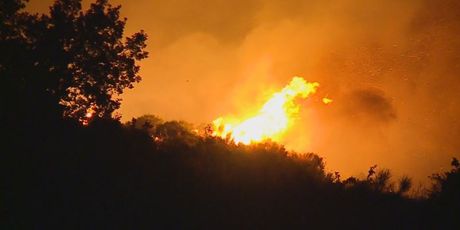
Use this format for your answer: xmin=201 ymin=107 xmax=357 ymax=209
xmin=1 ymin=0 xmax=459 ymax=229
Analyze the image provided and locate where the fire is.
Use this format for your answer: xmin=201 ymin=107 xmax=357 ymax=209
xmin=212 ymin=76 xmax=319 ymax=144
xmin=82 ymin=108 xmax=95 ymax=126
xmin=322 ymin=97 xmax=333 ymax=104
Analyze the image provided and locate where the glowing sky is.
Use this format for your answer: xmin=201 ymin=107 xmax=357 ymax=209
xmin=28 ymin=0 xmax=460 ymax=183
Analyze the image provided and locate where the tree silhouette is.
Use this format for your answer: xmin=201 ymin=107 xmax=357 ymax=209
xmin=2 ymin=1 xmax=460 ymax=229
xmin=374 ymin=169 xmax=393 ymax=192
xmin=0 ymin=0 xmax=148 ymax=124
xmin=126 ymin=114 xmax=163 ymax=134
xmin=397 ymin=176 xmax=412 ymax=195
xmin=428 ymin=157 xmax=460 ymax=227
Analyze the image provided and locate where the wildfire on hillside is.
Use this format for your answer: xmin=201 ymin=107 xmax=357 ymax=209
xmin=212 ymin=76 xmax=325 ymax=144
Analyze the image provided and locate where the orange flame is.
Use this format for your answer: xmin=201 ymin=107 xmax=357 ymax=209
xmin=212 ymin=76 xmax=319 ymax=144
xmin=322 ymin=97 xmax=333 ymax=105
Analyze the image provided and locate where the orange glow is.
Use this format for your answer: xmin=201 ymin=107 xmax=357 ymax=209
xmin=212 ymin=76 xmax=319 ymax=144
xmin=82 ymin=109 xmax=95 ymax=126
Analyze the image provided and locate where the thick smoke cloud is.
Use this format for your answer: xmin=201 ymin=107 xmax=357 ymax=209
xmin=28 ymin=0 xmax=460 ymax=183
xmin=345 ymin=89 xmax=396 ymax=123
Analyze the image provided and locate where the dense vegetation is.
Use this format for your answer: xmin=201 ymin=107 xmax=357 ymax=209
xmin=1 ymin=0 xmax=459 ymax=229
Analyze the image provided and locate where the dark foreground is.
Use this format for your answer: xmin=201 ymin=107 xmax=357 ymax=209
xmin=1 ymin=0 xmax=459 ymax=228
xmin=2 ymin=118 xmax=459 ymax=229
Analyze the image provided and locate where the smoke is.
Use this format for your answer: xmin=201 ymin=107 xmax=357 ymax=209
xmin=28 ymin=0 xmax=460 ymax=183
xmin=344 ymin=89 xmax=396 ymax=123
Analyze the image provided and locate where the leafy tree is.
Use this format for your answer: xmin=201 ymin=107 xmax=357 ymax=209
xmin=127 ymin=114 xmax=163 ymax=133
xmin=0 ymin=0 xmax=148 ymax=124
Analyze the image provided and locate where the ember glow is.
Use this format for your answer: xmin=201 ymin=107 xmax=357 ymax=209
xmin=212 ymin=77 xmax=319 ymax=144
xmin=322 ymin=97 xmax=333 ymax=105
xmin=82 ymin=108 xmax=95 ymax=126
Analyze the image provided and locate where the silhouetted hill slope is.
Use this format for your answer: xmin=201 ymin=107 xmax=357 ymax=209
xmin=2 ymin=0 xmax=459 ymax=228
xmin=3 ymin=117 xmax=458 ymax=229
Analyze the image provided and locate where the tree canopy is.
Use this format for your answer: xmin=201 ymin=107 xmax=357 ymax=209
xmin=1 ymin=1 xmax=459 ymax=229
xmin=0 ymin=0 xmax=148 ymax=123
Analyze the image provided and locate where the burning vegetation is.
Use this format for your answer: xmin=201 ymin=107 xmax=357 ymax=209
xmin=3 ymin=0 xmax=460 ymax=229
xmin=212 ymin=76 xmax=319 ymax=144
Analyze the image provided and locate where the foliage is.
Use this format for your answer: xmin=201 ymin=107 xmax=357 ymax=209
xmin=428 ymin=158 xmax=460 ymax=227
xmin=1 ymin=0 xmax=459 ymax=229
xmin=397 ymin=176 xmax=413 ymax=195
xmin=2 ymin=107 xmax=459 ymax=229
xmin=0 ymin=0 xmax=148 ymax=123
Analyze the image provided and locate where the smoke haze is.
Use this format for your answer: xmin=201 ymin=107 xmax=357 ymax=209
xmin=28 ymin=0 xmax=460 ymax=182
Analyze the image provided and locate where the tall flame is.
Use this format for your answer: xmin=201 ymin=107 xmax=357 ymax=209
xmin=212 ymin=76 xmax=319 ymax=144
